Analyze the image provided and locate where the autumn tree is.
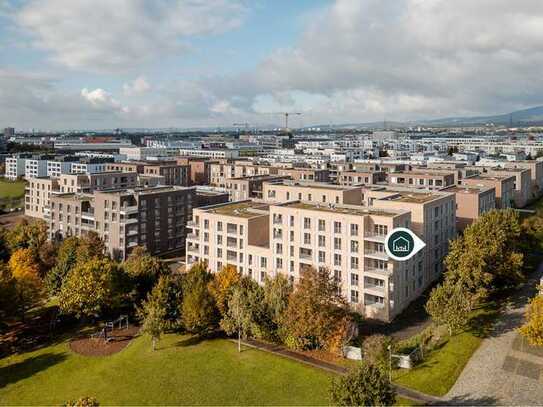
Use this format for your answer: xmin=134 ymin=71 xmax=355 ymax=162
xmin=138 ymin=289 xmax=167 ymax=351
xmin=445 ymin=209 xmax=524 ymax=303
xmin=329 ymin=362 xmax=396 ymax=406
xmin=58 ymin=258 xmax=123 ymax=319
xmin=519 ymin=294 xmax=543 ymax=346
xmin=425 ymin=282 xmax=472 ymax=336
xmin=77 ymin=232 xmax=106 ymax=263
xmin=282 ymin=267 xmax=350 ymax=351
xmin=124 ymin=246 xmax=164 ymax=303
xmin=8 ymin=248 xmax=44 ymax=318
xmin=0 ymin=261 xmax=17 ymax=320
xmin=181 ymin=264 xmax=219 ymax=335
xmin=5 ymin=219 xmax=48 ymax=253
xmin=208 ymin=264 xmax=240 ymax=316
xmin=220 ymin=277 xmax=266 ymax=351
xmin=362 ymin=334 xmax=393 ymax=372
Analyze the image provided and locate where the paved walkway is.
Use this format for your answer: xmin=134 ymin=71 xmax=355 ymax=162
xmin=445 ymin=266 xmax=543 ymax=405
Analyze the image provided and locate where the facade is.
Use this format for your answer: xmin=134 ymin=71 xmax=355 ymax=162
xmin=503 ymin=160 xmax=543 ymax=200
xmin=143 ymin=162 xmax=189 ymax=186
xmin=209 ymin=160 xmax=275 ymax=187
xmin=49 ymin=186 xmax=197 ymax=260
xmin=5 ymin=154 xmax=28 ymax=180
xmin=177 ymin=148 xmax=240 ymax=159
xmin=176 ymin=157 xmax=214 ymax=186
xmin=58 ymin=172 xmax=139 ymax=194
xmin=24 ymin=177 xmax=59 ymax=219
xmin=484 ymin=168 xmax=531 ymax=208
xmin=226 ymin=175 xmax=288 ymax=201
xmin=262 ymin=180 xmax=363 ymax=206
xmin=388 ymin=171 xmax=455 ymax=190
xmin=462 ymin=175 xmax=515 ymax=209
xmin=443 ymin=185 xmax=496 ymax=231
xmin=339 ymin=170 xmax=387 ymax=186
xmin=276 ymin=167 xmax=330 ymax=183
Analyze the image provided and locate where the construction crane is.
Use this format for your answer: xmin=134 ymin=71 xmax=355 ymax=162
xmin=271 ymin=112 xmax=302 ymax=131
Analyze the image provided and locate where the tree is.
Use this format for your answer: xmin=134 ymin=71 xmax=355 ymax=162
xmin=64 ymin=396 xmax=99 ymax=407
xmin=77 ymin=232 xmax=106 ymax=263
xmin=445 ymin=209 xmax=524 ymax=303
xmin=58 ymin=259 xmax=122 ymax=319
xmin=425 ymin=282 xmax=472 ymax=336
xmin=138 ymin=290 xmax=167 ymax=351
xmin=519 ymin=294 xmax=543 ymax=346
xmin=181 ymin=264 xmax=219 ymax=335
xmin=220 ymin=277 xmax=266 ymax=351
xmin=148 ymin=274 xmax=183 ymax=330
xmin=8 ymin=248 xmax=44 ymax=318
xmin=281 ymin=267 xmax=350 ymax=351
xmin=0 ymin=261 xmax=17 ymax=320
xmin=124 ymin=246 xmax=163 ymax=303
xmin=263 ymin=274 xmax=292 ymax=337
xmin=208 ymin=264 xmax=240 ymax=316
xmin=46 ymin=237 xmax=80 ymax=294
xmin=5 ymin=220 xmax=48 ymax=253
xmin=329 ymin=362 xmax=396 ymax=406
xmin=362 ymin=334 xmax=393 ymax=372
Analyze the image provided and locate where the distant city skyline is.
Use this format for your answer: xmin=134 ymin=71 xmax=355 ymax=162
xmin=1 ymin=0 xmax=543 ymax=130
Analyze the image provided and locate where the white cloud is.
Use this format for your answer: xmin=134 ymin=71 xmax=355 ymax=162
xmin=16 ymin=0 xmax=248 ymax=73
xmin=123 ymin=76 xmax=151 ymax=96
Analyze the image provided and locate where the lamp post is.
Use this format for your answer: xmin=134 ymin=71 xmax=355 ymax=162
xmin=387 ymin=345 xmax=392 ymax=382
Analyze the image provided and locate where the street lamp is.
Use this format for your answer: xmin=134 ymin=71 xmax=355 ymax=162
xmin=387 ymin=345 xmax=392 ymax=382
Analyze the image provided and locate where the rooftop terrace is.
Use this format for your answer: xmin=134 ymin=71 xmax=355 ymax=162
xmin=282 ymin=201 xmax=400 ymax=217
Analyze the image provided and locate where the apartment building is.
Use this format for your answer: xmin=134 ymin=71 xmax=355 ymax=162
xmin=46 ymin=157 xmax=79 ymax=178
xmin=422 ymin=163 xmax=479 ymax=185
xmin=24 ymin=177 xmax=59 ymax=219
xmin=143 ymin=161 xmax=189 ymax=186
xmin=226 ymin=175 xmax=288 ymax=201
xmin=58 ymin=172 xmax=140 ymax=194
xmin=484 ymin=167 xmax=531 ymax=208
xmin=178 ymin=148 xmax=240 ymax=159
xmin=176 ymin=157 xmax=214 ymax=185
xmin=24 ymin=155 xmax=53 ymax=179
xmin=262 ymin=180 xmax=363 ymax=206
xmin=504 ymin=160 xmax=543 ymax=199
xmin=462 ymin=174 xmax=515 ymax=209
xmin=443 ymin=185 xmax=496 ymax=231
xmin=361 ymin=188 xmax=456 ymax=285
xmin=49 ymin=186 xmax=197 ymax=260
xmin=388 ymin=171 xmax=456 ymax=190
xmin=353 ymin=162 xmax=407 ymax=174
xmin=276 ymin=167 xmax=330 ymax=183
xmin=339 ymin=170 xmax=387 ymax=186
xmin=186 ymin=191 xmax=454 ymax=322
xmin=105 ymin=162 xmax=146 ymax=173
xmin=70 ymin=158 xmax=111 ymax=174
xmin=210 ymin=160 xmax=276 ymax=187
xmin=5 ymin=154 xmax=29 ymax=180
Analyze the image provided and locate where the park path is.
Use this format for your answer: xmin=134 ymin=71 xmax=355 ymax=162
xmin=444 ymin=264 xmax=543 ymax=406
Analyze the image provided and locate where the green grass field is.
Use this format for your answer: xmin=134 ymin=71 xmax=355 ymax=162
xmin=0 ymin=333 xmax=334 ymax=406
xmin=392 ymin=301 xmax=499 ymax=396
xmin=0 ymin=179 xmax=26 ymax=199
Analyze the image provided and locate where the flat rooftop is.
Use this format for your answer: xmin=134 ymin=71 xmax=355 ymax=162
xmin=205 ymin=201 xmax=270 ymax=218
xmin=464 ymin=175 xmax=513 ymax=182
xmin=266 ymin=180 xmax=359 ymax=191
xmin=443 ymin=185 xmax=491 ymax=194
xmin=282 ymin=201 xmax=400 ymax=217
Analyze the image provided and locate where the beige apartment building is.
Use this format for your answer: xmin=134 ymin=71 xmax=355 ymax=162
xmin=176 ymin=157 xmax=215 ymax=186
xmin=225 ymin=175 xmax=288 ymax=201
xmin=483 ymin=168 xmax=531 ymax=208
xmin=361 ymin=187 xmax=456 ymax=284
xmin=186 ymin=189 xmax=455 ymax=322
xmin=58 ymin=172 xmax=140 ymax=194
xmin=338 ymin=170 xmax=387 ymax=186
xmin=443 ymin=185 xmax=496 ymax=231
xmin=49 ymin=186 xmax=198 ymax=260
xmin=388 ymin=171 xmax=456 ymax=190
xmin=504 ymin=160 xmax=543 ymax=199
xmin=352 ymin=162 xmax=408 ymax=174
xmin=209 ymin=160 xmax=275 ymax=187
xmin=420 ymin=163 xmax=479 ymax=185
xmin=262 ymin=180 xmax=363 ymax=206
xmin=276 ymin=167 xmax=330 ymax=183
xmin=462 ymin=174 xmax=515 ymax=209
xmin=24 ymin=177 xmax=59 ymax=219
xmin=143 ymin=162 xmax=189 ymax=186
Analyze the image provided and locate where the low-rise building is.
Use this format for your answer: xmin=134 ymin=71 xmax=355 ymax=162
xmin=338 ymin=170 xmax=387 ymax=186
xmin=276 ymin=167 xmax=330 ymax=183
xmin=443 ymin=185 xmax=496 ymax=231
xmin=388 ymin=171 xmax=456 ymax=190
xmin=462 ymin=174 xmax=515 ymax=209
xmin=262 ymin=180 xmax=363 ymax=206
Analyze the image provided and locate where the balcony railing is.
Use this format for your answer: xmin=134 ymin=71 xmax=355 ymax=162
xmin=364 ymin=250 xmax=388 ymax=261
xmin=187 ymin=233 xmax=198 ymax=240
xmin=120 ymin=205 xmax=138 ymax=214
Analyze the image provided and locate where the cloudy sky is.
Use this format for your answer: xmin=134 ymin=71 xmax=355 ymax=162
xmin=1 ymin=0 xmax=543 ymax=130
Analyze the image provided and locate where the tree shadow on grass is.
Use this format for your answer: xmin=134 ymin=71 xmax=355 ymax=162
xmin=0 ymin=352 xmax=67 ymax=389
xmin=433 ymin=394 xmax=497 ymax=406
xmin=174 ymin=335 xmax=205 ymax=348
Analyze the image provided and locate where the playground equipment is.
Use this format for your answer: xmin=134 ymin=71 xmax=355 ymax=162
xmin=90 ymin=315 xmax=129 ymax=342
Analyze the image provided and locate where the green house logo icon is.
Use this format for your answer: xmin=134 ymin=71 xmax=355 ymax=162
xmin=385 ymin=228 xmax=425 ymax=261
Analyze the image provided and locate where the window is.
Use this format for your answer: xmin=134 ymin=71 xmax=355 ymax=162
xmin=318 ymin=219 xmax=325 ymax=231
xmin=290 ymin=230 xmax=294 ymax=242
xmin=304 ymin=233 xmax=311 ymax=245
xmin=204 ymin=219 xmax=209 ymax=229
xmin=304 ymin=217 xmax=311 ymax=229
xmin=334 ymin=237 xmax=342 ymax=250
xmin=318 ymin=251 xmax=325 ymax=263
xmin=334 ymin=221 xmax=342 ymax=233
xmin=350 ymin=240 xmax=359 ymax=253
xmin=351 ymin=273 xmax=359 ymax=286
xmin=276 ymin=243 xmax=283 ymax=254
xmin=261 ymin=257 xmax=267 ymax=268
xmin=318 ymin=235 xmax=326 ymax=247
xmin=217 ymin=221 xmax=223 ymax=232
xmin=334 ymin=253 xmax=342 ymax=266
xmin=350 ymin=224 xmax=358 ymax=236
xmin=217 ymin=235 xmax=223 ymax=245
xmin=350 ymin=257 xmax=359 ymax=269
xmin=276 ymin=258 xmax=283 ymax=269
xmin=351 ymin=290 xmax=359 ymax=303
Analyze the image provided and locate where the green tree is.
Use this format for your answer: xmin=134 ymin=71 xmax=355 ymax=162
xmin=77 ymin=232 xmax=106 ymax=263
xmin=282 ymin=267 xmax=350 ymax=351
xmin=518 ymin=294 xmax=543 ymax=346
xmin=425 ymin=282 xmax=472 ymax=336
xmin=181 ymin=264 xmax=219 ymax=335
xmin=362 ymin=334 xmax=393 ymax=372
xmin=46 ymin=236 xmax=80 ymax=294
xmin=263 ymin=274 xmax=292 ymax=338
xmin=58 ymin=259 xmax=122 ymax=319
xmin=0 ymin=261 xmax=17 ymax=321
xmin=208 ymin=264 xmax=240 ymax=316
xmin=138 ymin=290 xmax=167 ymax=351
xmin=149 ymin=274 xmax=183 ymax=329
xmin=124 ymin=246 xmax=163 ymax=303
xmin=329 ymin=362 xmax=396 ymax=406
xmin=445 ymin=209 xmax=524 ymax=303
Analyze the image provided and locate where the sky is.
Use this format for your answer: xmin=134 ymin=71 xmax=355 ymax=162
xmin=1 ymin=0 xmax=543 ymax=131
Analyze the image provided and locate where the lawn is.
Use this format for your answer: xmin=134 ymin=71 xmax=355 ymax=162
xmin=0 ymin=333 xmax=334 ymax=406
xmin=392 ymin=301 xmax=499 ymax=397
xmin=0 ymin=179 xmax=26 ymax=199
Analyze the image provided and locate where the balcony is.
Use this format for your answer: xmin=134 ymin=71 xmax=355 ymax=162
xmin=187 ymin=233 xmax=199 ymax=240
xmin=227 ymin=253 xmax=237 ymax=262
xmin=364 ymin=267 xmax=391 ymax=277
xmin=127 ymin=240 xmax=138 ymax=248
xmin=122 ymin=217 xmax=138 ymax=225
xmin=227 ymin=238 xmax=237 ymax=248
xmin=364 ymin=283 xmax=385 ymax=293
xmin=364 ymin=250 xmax=388 ymax=261
xmin=187 ymin=245 xmax=199 ymax=253
xmin=81 ymin=211 xmax=95 ymax=220
xmin=187 ymin=220 xmax=198 ymax=228
xmin=126 ymin=228 xmax=138 ymax=236
xmin=120 ymin=205 xmax=138 ymax=215
xmin=299 ymin=251 xmax=312 ymax=261
xmin=364 ymin=233 xmax=386 ymax=243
